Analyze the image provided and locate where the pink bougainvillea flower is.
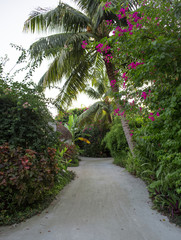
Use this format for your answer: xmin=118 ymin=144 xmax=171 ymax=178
xmin=114 ymin=108 xmax=120 ymax=114
xmin=120 ymin=111 xmax=125 ymax=116
xmin=122 ymin=73 xmax=126 ymax=78
xmin=156 ymin=112 xmax=160 ymax=116
xmin=150 ymin=117 xmax=155 ymax=121
xmin=82 ymin=41 xmax=88 ymax=49
xmin=141 ymin=91 xmax=147 ymax=100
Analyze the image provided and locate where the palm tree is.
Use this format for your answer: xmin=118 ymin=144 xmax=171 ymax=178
xmin=78 ymin=67 xmax=113 ymax=127
xmin=23 ymin=0 xmax=137 ymax=156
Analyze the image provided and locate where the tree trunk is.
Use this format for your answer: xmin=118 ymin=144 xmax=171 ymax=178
xmin=104 ymin=58 xmax=135 ymax=157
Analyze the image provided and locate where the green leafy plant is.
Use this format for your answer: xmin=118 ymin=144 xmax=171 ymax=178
xmin=103 ymin=116 xmax=128 ymax=166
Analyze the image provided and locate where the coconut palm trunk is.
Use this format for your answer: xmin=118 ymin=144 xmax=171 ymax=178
xmin=104 ymin=58 xmax=135 ymax=156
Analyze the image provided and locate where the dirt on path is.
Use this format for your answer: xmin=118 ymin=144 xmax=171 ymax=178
xmin=1 ymin=157 xmax=181 ymax=240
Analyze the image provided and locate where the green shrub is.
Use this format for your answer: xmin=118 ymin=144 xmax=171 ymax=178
xmin=0 ymin=143 xmax=60 ymax=212
xmin=0 ymin=79 xmax=59 ymax=152
xmin=103 ymin=117 xmax=128 ymax=166
xmin=59 ymin=143 xmax=79 ymax=166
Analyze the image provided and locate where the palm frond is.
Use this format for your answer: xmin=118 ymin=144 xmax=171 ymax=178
xmin=54 ymin=50 xmax=99 ymax=108
xmin=84 ymin=87 xmax=102 ymax=99
xmin=29 ymin=32 xmax=93 ymax=59
xmin=77 ymin=100 xmax=112 ymax=127
xmin=78 ymin=101 xmax=103 ymax=126
xmin=74 ymin=0 xmax=100 ymax=17
xmin=24 ymin=3 xmax=90 ymax=33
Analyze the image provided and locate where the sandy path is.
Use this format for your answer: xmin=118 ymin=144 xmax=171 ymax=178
xmin=0 ymin=157 xmax=181 ymax=240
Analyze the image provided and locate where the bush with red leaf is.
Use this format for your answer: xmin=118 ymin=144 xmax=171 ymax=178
xmin=0 ymin=143 xmax=60 ymax=213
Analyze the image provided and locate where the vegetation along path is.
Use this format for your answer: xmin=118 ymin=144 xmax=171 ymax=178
xmin=1 ymin=157 xmax=181 ymax=240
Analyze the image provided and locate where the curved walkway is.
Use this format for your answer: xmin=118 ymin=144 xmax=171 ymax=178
xmin=0 ymin=157 xmax=181 ymax=240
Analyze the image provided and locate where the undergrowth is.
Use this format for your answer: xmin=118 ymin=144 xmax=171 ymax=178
xmin=0 ymin=170 xmax=75 ymax=226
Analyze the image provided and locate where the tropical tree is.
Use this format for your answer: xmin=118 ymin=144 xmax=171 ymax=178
xmin=23 ymin=0 xmax=138 ymax=155
xmin=78 ymin=67 xmax=113 ymax=126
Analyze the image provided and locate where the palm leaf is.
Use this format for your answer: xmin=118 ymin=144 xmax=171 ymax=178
xmin=54 ymin=49 xmax=99 ymax=108
xmin=29 ymin=32 xmax=93 ymax=59
xmin=77 ymin=101 xmax=112 ymax=127
xmin=24 ymin=2 xmax=90 ymax=33
xmin=84 ymin=87 xmax=102 ymax=99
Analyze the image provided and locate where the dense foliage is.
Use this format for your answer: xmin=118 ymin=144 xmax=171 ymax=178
xmin=103 ymin=117 xmax=128 ymax=166
xmin=0 ymin=65 xmax=75 ymax=225
xmin=77 ymin=123 xmax=110 ymax=157
xmin=0 ymin=79 xmax=59 ymax=152
xmin=0 ymin=144 xmax=59 ymax=211
xmin=59 ymin=142 xmax=79 ymax=166
xmin=97 ymin=0 xmax=181 ymax=221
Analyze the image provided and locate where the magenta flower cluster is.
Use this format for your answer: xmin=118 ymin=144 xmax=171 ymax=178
xmin=96 ymin=44 xmax=111 ymax=54
xmin=121 ymin=72 xmax=129 ymax=88
xmin=114 ymin=108 xmax=119 ymax=114
xmin=110 ymin=79 xmax=116 ymax=88
xmin=82 ymin=40 xmax=88 ymax=49
xmin=114 ymin=108 xmax=125 ymax=117
xmin=105 ymin=20 xmax=113 ymax=26
xmin=114 ymin=9 xmax=143 ymax=36
xmin=128 ymin=62 xmax=144 ymax=70
xmin=103 ymin=1 xmax=111 ymax=10
xmin=117 ymin=7 xmax=129 ymax=19
xmin=141 ymin=91 xmax=147 ymax=100
xmin=148 ymin=112 xmax=155 ymax=121
xmin=96 ymin=43 xmax=113 ymax=63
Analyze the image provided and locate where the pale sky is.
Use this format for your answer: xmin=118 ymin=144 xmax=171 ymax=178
xmin=0 ymin=0 xmax=95 ymax=117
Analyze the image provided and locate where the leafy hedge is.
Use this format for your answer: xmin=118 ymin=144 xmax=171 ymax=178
xmin=103 ymin=117 xmax=128 ymax=166
xmin=0 ymin=79 xmax=59 ymax=152
xmin=104 ymin=111 xmax=181 ymax=222
xmin=0 ymin=76 xmax=75 ymax=225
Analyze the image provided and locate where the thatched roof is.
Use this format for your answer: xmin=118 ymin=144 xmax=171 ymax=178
xmin=56 ymin=122 xmax=72 ymax=140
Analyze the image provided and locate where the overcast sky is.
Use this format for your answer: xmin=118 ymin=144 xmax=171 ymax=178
xmin=0 ymin=0 xmax=95 ymax=116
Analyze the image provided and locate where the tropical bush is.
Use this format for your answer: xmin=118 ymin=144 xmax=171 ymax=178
xmin=97 ymin=0 xmax=181 ymax=221
xmin=0 ymin=67 xmax=74 ymax=225
xmin=77 ymin=123 xmax=110 ymax=157
xmin=103 ymin=117 xmax=128 ymax=166
xmin=0 ymin=144 xmax=59 ymax=211
xmin=0 ymin=145 xmax=74 ymax=225
xmin=0 ymin=79 xmax=59 ymax=152
xmin=59 ymin=142 xmax=79 ymax=166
